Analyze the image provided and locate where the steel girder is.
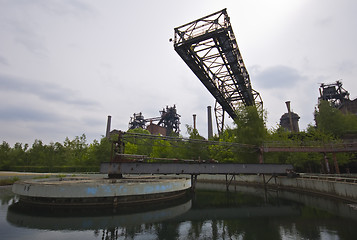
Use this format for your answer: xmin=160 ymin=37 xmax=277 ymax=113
xmin=173 ymin=9 xmax=262 ymax=134
xmin=100 ymin=162 xmax=293 ymax=175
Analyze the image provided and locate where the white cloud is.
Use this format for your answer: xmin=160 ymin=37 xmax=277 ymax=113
xmin=253 ymin=65 xmax=305 ymax=89
xmin=0 ymin=0 xmax=356 ymax=145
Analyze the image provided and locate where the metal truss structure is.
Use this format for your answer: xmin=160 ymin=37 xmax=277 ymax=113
xmin=157 ymin=105 xmax=181 ymax=134
xmin=173 ymin=9 xmax=262 ymax=134
xmin=101 ymin=162 xmax=293 ymax=175
xmin=128 ymin=105 xmax=181 ymax=134
xmin=128 ymin=112 xmax=147 ymax=130
xmin=319 ymin=80 xmax=350 ymax=108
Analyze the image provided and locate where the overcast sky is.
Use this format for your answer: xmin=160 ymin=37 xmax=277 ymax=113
xmin=1 ymin=0 xmax=356 ymax=145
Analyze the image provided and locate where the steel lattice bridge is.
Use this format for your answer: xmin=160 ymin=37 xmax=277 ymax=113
xmin=100 ymin=131 xmax=357 ymax=177
xmin=100 ymin=131 xmax=293 ymax=177
xmin=173 ymin=9 xmax=262 ymax=134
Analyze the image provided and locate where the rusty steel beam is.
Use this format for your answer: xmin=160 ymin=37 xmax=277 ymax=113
xmin=262 ymin=144 xmax=357 ymax=153
xmin=100 ymin=162 xmax=293 ymax=175
xmin=173 ymin=9 xmax=262 ymax=134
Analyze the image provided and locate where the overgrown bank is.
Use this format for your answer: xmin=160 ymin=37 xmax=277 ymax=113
xmin=1 ymin=102 xmax=356 ymax=173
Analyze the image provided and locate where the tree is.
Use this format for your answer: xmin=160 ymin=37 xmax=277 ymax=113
xmin=150 ymin=139 xmax=172 ymax=159
xmin=233 ymin=105 xmax=267 ymax=145
xmin=86 ymin=137 xmax=112 ymax=165
xmin=0 ymin=141 xmax=11 ymax=169
xmin=125 ymin=128 xmax=153 ymax=156
xmin=28 ymin=140 xmax=47 ymax=166
xmin=184 ymin=125 xmax=210 ymax=160
xmin=63 ymin=134 xmax=88 ymax=166
xmin=232 ymin=105 xmax=267 ymax=163
xmin=209 ymin=128 xmax=236 ymax=162
xmin=315 ymin=100 xmax=357 ymax=137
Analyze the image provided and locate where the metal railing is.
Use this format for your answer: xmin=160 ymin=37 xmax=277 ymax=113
xmin=299 ymin=173 xmax=357 ymax=183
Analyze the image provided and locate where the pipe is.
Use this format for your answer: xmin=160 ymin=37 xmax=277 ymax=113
xmin=207 ymin=106 xmax=213 ymax=139
xmin=193 ymin=114 xmax=197 ymax=130
xmin=285 ymin=101 xmax=294 ymax=132
xmin=106 ymin=115 xmax=112 ymax=139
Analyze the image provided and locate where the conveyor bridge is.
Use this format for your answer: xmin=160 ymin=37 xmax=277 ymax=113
xmin=100 ymin=131 xmax=357 ymax=177
xmin=173 ymin=9 xmax=262 ymax=133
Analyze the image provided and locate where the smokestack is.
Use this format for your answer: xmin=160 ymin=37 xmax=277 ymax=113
xmin=193 ymin=114 xmax=197 ymax=130
xmin=207 ymin=106 xmax=213 ymax=139
xmin=106 ymin=115 xmax=112 ymax=139
xmin=285 ymin=101 xmax=294 ymax=132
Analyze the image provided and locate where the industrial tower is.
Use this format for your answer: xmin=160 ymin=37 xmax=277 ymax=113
xmin=173 ymin=9 xmax=262 ymax=134
xmin=319 ymin=80 xmax=350 ymax=108
xmin=128 ymin=105 xmax=181 ymax=135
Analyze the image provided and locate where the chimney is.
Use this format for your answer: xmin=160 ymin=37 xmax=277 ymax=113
xmin=285 ymin=101 xmax=294 ymax=132
xmin=106 ymin=115 xmax=112 ymax=139
xmin=193 ymin=114 xmax=197 ymax=130
xmin=207 ymin=106 xmax=213 ymax=139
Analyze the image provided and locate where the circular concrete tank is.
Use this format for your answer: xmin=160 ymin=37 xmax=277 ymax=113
xmin=7 ymin=199 xmax=192 ymax=230
xmin=12 ymin=176 xmax=191 ymax=207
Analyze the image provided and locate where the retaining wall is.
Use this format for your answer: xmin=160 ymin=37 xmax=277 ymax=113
xmin=197 ymin=174 xmax=357 ymax=203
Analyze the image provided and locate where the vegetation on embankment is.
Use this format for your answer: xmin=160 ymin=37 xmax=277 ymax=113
xmin=0 ymin=177 xmax=19 ymax=186
xmin=0 ymin=134 xmax=109 ymax=173
xmin=1 ymin=101 xmax=356 ymax=173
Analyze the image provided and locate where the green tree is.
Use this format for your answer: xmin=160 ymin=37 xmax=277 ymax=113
xmin=28 ymin=140 xmax=47 ymax=166
xmin=209 ymin=128 xmax=236 ymax=162
xmin=51 ymin=141 xmax=66 ymax=166
xmin=234 ymin=105 xmax=267 ymax=145
xmin=0 ymin=141 xmax=12 ymax=169
xmin=232 ymin=105 xmax=267 ymax=163
xmin=125 ymin=128 xmax=153 ymax=156
xmin=150 ymin=139 xmax=172 ymax=159
xmin=63 ymin=134 xmax=88 ymax=166
xmin=86 ymin=137 xmax=112 ymax=165
xmin=315 ymin=100 xmax=357 ymax=137
xmin=184 ymin=125 xmax=210 ymax=160
xmin=264 ymin=125 xmax=343 ymax=172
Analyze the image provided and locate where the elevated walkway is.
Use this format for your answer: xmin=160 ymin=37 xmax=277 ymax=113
xmin=100 ymin=162 xmax=293 ymax=175
xmin=262 ymin=142 xmax=357 ymax=153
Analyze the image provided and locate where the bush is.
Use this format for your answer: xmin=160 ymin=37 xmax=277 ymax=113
xmin=8 ymin=165 xmax=99 ymax=173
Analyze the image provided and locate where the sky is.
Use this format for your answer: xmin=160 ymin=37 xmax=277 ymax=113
xmin=0 ymin=0 xmax=356 ymax=146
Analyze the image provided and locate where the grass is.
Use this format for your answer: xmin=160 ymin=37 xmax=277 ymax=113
xmin=0 ymin=177 xmax=20 ymax=186
xmin=0 ymin=173 xmax=81 ymax=186
xmin=32 ymin=175 xmax=50 ymax=179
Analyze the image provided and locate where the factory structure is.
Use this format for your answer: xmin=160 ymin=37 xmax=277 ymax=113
xmin=319 ymin=80 xmax=357 ymax=115
xmin=279 ymin=101 xmax=300 ymax=132
xmin=105 ymin=79 xmax=356 ymax=138
xmin=128 ymin=105 xmax=180 ymax=136
xmin=105 ymin=9 xmax=356 ymax=139
xmin=279 ymin=80 xmax=356 ymax=133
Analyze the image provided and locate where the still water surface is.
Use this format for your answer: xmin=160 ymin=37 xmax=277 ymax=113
xmin=1 ymin=182 xmax=357 ymax=240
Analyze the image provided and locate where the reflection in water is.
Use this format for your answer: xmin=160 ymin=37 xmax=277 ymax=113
xmin=1 ymin=183 xmax=357 ymax=240
xmin=7 ymin=197 xmax=192 ymax=230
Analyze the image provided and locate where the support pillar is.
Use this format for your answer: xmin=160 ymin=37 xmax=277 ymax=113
xmin=333 ymin=153 xmax=340 ymax=174
xmin=324 ymin=153 xmax=330 ymax=174
xmin=191 ymin=174 xmax=198 ymax=192
xmin=259 ymin=147 xmax=264 ymax=163
xmin=207 ymin=106 xmax=213 ymax=139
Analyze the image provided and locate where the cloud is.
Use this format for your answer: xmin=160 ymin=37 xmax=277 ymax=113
xmin=0 ymin=55 xmax=9 ymax=66
xmin=0 ymin=106 xmax=60 ymax=122
xmin=40 ymin=0 xmax=94 ymax=16
xmin=14 ymin=37 xmax=48 ymax=56
xmin=0 ymin=74 xmax=98 ymax=107
xmin=1 ymin=0 xmax=93 ymax=17
xmin=0 ymin=0 xmax=93 ymax=56
xmin=336 ymin=59 xmax=356 ymax=75
xmin=253 ymin=65 xmax=305 ymax=89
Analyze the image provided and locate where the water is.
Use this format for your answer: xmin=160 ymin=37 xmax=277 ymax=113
xmin=1 ymin=183 xmax=357 ymax=240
